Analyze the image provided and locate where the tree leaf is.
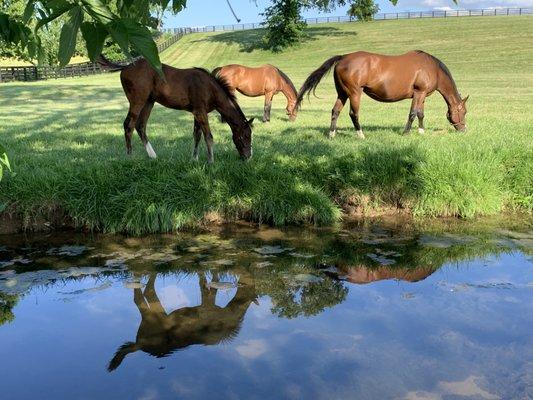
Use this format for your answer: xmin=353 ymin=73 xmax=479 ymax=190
xmin=0 ymin=143 xmax=11 ymax=173
xmin=23 ymin=0 xmax=36 ymax=23
xmin=172 ymin=0 xmax=187 ymax=13
xmin=81 ymin=22 xmax=108 ymax=61
xmin=80 ymin=0 xmax=115 ymax=25
xmin=35 ymin=1 xmax=74 ymax=31
xmin=109 ymin=18 xmax=162 ymax=74
xmin=58 ymin=6 xmax=84 ymax=67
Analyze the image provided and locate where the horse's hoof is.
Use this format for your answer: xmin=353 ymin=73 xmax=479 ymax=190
xmin=418 ymin=128 xmax=425 ymax=134
xmin=327 ymin=130 xmax=336 ymax=139
xmin=356 ymin=130 xmax=365 ymax=139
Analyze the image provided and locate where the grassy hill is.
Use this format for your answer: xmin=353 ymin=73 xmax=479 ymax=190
xmin=0 ymin=16 xmax=532 ymax=233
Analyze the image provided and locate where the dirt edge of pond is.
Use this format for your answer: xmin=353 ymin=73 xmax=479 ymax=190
xmin=0 ymin=203 xmax=412 ymax=235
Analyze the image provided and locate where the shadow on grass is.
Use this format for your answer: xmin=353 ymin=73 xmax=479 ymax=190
xmin=203 ymin=26 xmax=357 ymax=53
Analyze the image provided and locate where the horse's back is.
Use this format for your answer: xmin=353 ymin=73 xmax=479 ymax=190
xmin=335 ymin=51 xmax=439 ymax=101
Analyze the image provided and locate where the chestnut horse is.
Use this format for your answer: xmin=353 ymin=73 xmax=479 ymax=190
xmin=212 ymin=64 xmax=298 ymax=122
xmin=98 ymin=57 xmax=253 ymax=163
xmin=296 ymin=50 xmax=469 ymax=138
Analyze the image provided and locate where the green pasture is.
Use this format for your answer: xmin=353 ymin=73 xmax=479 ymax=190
xmin=0 ymin=16 xmax=532 ymax=233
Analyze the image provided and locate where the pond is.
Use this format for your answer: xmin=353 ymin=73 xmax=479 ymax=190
xmin=0 ymin=220 xmax=532 ymax=399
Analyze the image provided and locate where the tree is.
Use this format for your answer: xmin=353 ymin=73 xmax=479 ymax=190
xmin=261 ymin=0 xmax=395 ymax=51
xmin=348 ymin=0 xmax=379 ymax=21
xmin=1 ymin=0 xmax=88 ymax=65
xmin=0 ymin=0 xmax=188 ymax=73
xmin=0 ymin=292 xmax=18 ymax=326
xmin=262 ymin=0 xmax=307 ymax=52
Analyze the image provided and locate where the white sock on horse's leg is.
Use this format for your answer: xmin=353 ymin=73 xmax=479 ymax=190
xmin=145 ymin=142 xmax=157 ymax=159
xmin=328 ymin=130 xmax=336 ymax=138
xmin=356 ymin=130 xmax=365 ymax=139
xmin=418 ymin=128 xmax=425 ymax=134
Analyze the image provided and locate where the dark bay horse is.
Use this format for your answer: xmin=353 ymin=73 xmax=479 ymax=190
xmin=212 ymin=64 xmax=298 ymax=122
xmin=98 ymin=57 xmax=254 ymax=163
xmin=296 ymin=50 xmax=469 ymax=138
xmin=107 ymin=273 xmax=257 ymax=371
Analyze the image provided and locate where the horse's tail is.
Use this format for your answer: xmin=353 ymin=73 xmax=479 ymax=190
xmin=107 ymin=342 xmax=139 ymax=372
xmin=97 ymin=54 xmax=128 ymax=72
xmin=296 ymin=55 xmax=344 ymax=110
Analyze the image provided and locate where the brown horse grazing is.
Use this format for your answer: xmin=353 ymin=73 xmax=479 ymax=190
xmin=296 ymin=50 xmax=469 ymax=138
xmin=212 ymin=64 xmax=298 ymax=122
xmin=98 ymin=57 xmax=254 ymax=163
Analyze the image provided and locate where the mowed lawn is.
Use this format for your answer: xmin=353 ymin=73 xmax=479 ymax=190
xmin=0 ymin=16 xmax=532 ymax=233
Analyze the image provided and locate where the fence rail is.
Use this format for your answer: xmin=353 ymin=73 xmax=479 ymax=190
xmin=1 ymin=8 xmax=530 ymax=83
xmin=163 ymin=7 xmax=532 ymax=34
xmin=0 ymin=32 xmax=186 ymax=84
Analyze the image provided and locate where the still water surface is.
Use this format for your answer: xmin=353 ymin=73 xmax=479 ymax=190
xmin=0 ymin=221 xmax=532 ymax=400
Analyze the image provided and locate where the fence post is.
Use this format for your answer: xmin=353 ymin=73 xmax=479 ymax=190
xmin=519 ymin=8 xmax=522 ymax=15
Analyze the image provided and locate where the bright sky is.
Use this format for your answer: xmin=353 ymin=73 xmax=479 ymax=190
xmin=163 ymin=0 xmax=532 ymax=28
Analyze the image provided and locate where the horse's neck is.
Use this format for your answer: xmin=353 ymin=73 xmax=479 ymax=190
xmin=217 ymin=98 xmax=244 ymax=129
xmin=437 ymin=71 xmax=461 ymax=108
xmin=280 ymin=81 xmax=296 ymax=105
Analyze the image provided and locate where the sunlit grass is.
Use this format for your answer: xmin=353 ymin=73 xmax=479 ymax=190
xmin=0 ymin=16 xmax=532 ymax=233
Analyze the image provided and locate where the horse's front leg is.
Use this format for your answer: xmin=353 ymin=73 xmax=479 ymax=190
xmin=404 ymin=92 xmax=426 ymax=134
xmin=195 ymin=112 xmax=214 ymax=164
xmin=263 ymin=92 xmax=274 ymax=122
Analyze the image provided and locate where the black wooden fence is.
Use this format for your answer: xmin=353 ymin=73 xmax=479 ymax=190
xmin=0 ymin=32 xmax=186 ymax=83
xmin=1 ymin=7 xmax=530 ymax=83
xmin=163 ymin=7 xmax=532 ymax=33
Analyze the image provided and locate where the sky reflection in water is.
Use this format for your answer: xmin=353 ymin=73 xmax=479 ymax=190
xmin=0 ymin=223 xmax=532 ymax=400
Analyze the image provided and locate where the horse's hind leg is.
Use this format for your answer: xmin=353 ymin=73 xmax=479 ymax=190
xmin=123 ymin=102 xmax=145 ymax=155
xmin=195 ymin=112 xmax=215 ymax=164
xmin=417 ymin=97 xmax=426 ymax=134
xmin=135 ymin=100 xmax=156 ymax=158
xmin=329 ymin=95 xmax=347 ymax=138
xmin=263 ymin=92 xmax=274 ymax=122
xmin=348 ymin=91 xmax=364 ymax=139
xmin=192 ymin=119 xmax=202 ymax=161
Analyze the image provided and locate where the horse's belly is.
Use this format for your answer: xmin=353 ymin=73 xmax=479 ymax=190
xmin=236 ymin=86 xmax=262 ymax=97
xmin=363 ymin=86 xmax=411 ymax=103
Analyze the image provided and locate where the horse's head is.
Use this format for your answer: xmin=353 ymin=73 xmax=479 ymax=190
xmin=287 ymin=101 xmax=298 ymax=121
xmin=447 ymin=95 xmax=469 ymax=132
xmin=233 ymin=117 xmax=254 ymax=160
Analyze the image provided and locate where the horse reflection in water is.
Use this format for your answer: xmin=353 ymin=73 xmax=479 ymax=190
xmin=321 ymin=264 xmax=437 ymax=285
xmin=108 ymin=273 xmax=257 ymax=371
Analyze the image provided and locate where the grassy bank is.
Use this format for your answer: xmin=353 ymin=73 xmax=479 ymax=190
xmin=1 ymin=16 xmax=532 ymax=233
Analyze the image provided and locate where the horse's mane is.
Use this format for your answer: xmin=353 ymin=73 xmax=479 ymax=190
xmin=274 ymin=67 xmax=297 ymax=98
xmin=195 ymin=67 xmax=247 ymax=120
xmin=415 ymin=50 xmax=460 ymax=97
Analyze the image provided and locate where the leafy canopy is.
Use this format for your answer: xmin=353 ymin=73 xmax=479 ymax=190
xmin=0 ymin=0 xmax=187 ymax=72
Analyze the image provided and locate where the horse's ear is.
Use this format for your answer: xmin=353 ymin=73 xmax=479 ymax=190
xmin=462 ymin=95 xmax=470 ymax=104
xmin=247 ymin=117 xmax=255 ymax=127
